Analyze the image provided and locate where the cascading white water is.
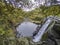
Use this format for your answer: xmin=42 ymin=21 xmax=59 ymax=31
xmin=33 ymin=18 xmax=53 ymax=42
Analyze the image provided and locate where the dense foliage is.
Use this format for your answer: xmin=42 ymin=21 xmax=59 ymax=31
xmin=0 ymin=1 xmax=60 ymax=45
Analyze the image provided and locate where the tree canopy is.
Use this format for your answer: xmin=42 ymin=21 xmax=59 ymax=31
xmin=0 ymin=1 xmax=60 ymax=45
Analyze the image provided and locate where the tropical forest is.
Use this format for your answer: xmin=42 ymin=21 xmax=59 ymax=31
xmin=0 ymin=0 xmax=60 ymax=45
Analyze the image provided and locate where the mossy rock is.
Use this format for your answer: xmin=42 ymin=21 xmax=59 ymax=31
xmin=18 ymin=37 xmax=29 ymax=45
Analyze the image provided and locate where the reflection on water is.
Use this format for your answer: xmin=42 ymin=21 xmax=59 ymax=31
xmin=16 ymin=21 xmax=38 ymax=37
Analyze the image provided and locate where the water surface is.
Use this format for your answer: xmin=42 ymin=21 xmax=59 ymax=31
xmin=16 ymin=21 xmax=38 ymax=37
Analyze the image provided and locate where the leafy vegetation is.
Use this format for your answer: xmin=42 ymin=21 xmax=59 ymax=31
xmin=0 ymin=1 xmax=60 ymax=45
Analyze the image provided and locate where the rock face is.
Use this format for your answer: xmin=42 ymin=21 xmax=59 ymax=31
xmin=32 ymin=16 xmax=60 ymax=45
xmin=44 ymin=20 xmax=60 ymax=45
